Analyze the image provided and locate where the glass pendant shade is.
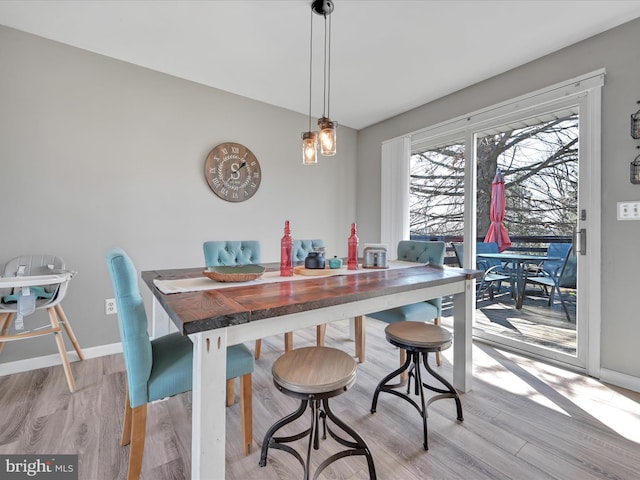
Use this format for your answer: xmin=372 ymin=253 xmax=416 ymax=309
xmin=318 ymin=117 xmax=337 ymax=156
xmin=302 ymin=131 xmax=318 ymax=165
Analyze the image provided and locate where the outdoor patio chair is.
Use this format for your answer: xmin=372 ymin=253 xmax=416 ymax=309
xmin=527 ymin=242 xmax=572 ymax=278
xmin=527 ymin=244 xmax=575 ymax=322
xmin=452 ymin=242 xmax=511 ymax=300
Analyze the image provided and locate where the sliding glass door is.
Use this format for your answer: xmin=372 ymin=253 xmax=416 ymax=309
xmin=405 ymin=73 xmax=603 ymax=372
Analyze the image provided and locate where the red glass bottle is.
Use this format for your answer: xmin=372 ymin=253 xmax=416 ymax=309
xmin=348 ymin=222 xmax=359 ymax=270
xmin=280 ymin=220 xmax=293 ymax=276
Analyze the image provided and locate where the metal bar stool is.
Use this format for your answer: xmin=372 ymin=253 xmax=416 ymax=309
xmin=371 ymin=321 xmax=463 ymax=450
xmin=259 ymin=346 xmax=377 ymax=480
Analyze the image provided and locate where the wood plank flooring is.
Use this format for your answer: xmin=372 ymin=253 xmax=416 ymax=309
xmin=1 ymin=317 xmax=639 ymax=480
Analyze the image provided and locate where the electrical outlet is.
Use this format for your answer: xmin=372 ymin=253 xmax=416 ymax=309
xmin=617 ymin=201 xmax=640 ymax=220
xmin=105 ymin=298 xmax=117 ymax=315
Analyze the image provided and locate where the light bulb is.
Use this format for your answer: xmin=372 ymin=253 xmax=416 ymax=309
xmin=302 ymin=131 xmax=318 ymax=165
xmin=318 ymin=118 xmax=337 ymax=156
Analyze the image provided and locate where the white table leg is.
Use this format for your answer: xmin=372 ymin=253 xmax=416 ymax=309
xmin=452 ymin=278 xmax=474 ymax=392
xmin=151 ymin=297 xmax=174 ymax=339
xmin=191 ymin=330 xmax=228 ymax=480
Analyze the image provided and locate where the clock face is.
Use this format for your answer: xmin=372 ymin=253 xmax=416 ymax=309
xmin=204 ymin=142 xmax=262 ymax=202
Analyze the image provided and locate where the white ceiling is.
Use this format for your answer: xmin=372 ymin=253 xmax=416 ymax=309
xmin=2 ymin=0 xmax=640 ymax=130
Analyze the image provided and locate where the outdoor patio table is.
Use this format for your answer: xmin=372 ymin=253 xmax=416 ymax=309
xmin=476 ymin=252 xmax=559 ymax=309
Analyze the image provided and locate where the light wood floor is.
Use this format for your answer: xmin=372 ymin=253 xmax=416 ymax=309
xmin=1 ymin=318 xmax=639 ymax=480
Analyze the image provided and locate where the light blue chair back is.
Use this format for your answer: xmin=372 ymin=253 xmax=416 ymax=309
xmin=105 ymin=248 xmax=192 ymax=408
xmin=203 ymin=241 xmax=261 ymax=267
xmin=368 ymin=240 xmax=445 ymax=323
xmin=397 ymin=240 xmax=445 ymax=265
xmin=105 ymin=249 xmax=154 ymax=408
xmin=452 ymin=242 xmax=464 ymax=267
xmin=293 ymin=239 xmax=325 ymax=262
xmin=398 ymin=240 xmax=445 ymax=315
xmin=559 ymin=247 xmax=576 ymax=288
xmin=543 ymin=243 xmax=572 ymax=277
xmin=476 ymin=242 xmax=502 ymax=270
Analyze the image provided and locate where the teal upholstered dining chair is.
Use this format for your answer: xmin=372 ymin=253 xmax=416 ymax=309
xmin=365 ymin=240 xmax=446 ymax=366
xmin=106 ymin=248 xmax=254 ymax=480
xmin=292 ymin=239 xmax=325 ymax=263
xmin=203 ymin=240 xmax=281 ymax=360
xmin=292 ymin=239 xmax=328 ymax=347
xmin=203 ymin=240 xmax=261 ymax=267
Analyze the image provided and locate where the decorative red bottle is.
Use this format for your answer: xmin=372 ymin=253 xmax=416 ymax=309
xmin=280 ymin=220 xmax=293 ymax=276
xmin=347 ymin=222 xmax=359 ymax=270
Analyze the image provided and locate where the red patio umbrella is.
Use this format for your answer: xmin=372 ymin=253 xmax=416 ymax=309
xmin=484 ymin=169 xmax=512 ymax=252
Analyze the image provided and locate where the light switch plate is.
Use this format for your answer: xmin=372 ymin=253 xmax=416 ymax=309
xmin=617 ymin=201 xmax=640 ymax=220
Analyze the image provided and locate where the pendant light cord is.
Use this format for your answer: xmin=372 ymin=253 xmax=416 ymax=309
xmin=308 ymin=7 xmax=314 ymax=132
xmin=322 ymin=12 xmax=331 ymax=119
xmin=326 ymin=13 xmax=331 ymax=119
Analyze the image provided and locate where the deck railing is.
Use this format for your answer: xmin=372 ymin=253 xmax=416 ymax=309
xmin=410 ymin=234 xmax=572 ymax=266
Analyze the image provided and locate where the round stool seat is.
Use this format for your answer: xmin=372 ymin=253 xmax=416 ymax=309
xmin=385 ymin=322 xmax=452 ymax=352
xmin=272 ymin=346 xmax=357 ymax=395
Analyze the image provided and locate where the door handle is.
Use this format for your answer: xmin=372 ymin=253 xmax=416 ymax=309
xmin=573 ymin=228 xmax=587 ymax=255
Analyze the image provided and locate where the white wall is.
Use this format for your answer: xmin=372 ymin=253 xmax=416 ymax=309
xmin=356 ymin=18 xmax=640 ymax=382
xmin=0 ymin=26 xmax=357 ymax=365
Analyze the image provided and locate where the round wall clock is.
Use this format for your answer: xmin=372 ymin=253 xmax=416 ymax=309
xmin=204 ymin=142 xmax=262 ymax=202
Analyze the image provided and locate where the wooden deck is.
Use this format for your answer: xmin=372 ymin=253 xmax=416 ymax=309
xmin=442 ymin=284 xmax=577 ymax=356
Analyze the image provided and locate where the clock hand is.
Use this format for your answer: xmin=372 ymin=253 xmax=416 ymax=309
xmin=226 ymin=161 xmax=247 ymax=183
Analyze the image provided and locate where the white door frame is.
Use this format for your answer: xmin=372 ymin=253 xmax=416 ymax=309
xmin=385 ymin=70 xmax=604 ymax=376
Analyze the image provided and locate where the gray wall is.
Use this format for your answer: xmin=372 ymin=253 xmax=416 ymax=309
xmin=356 ymin=18 xmax=640 ymax=380
xmin=0 ymin=26 xmax=357 ymax=364
xmin=2 ymin=17 xmax=639 ymax=384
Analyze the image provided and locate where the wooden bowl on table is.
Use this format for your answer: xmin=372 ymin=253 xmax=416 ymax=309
xmin=203 ymin=265 xmax=265 ymax=282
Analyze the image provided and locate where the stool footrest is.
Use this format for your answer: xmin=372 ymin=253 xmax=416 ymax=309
xmin=260 ymin=398 xmax=377 ymax=479
xmin=371 ymin=350 xmax=463 ymax=450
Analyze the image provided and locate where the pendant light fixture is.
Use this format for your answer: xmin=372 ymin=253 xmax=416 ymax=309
xmin=302 ymin=2 xmax=318 ymax=165
xmin=302 ymin=0 xmax=337 ymax=164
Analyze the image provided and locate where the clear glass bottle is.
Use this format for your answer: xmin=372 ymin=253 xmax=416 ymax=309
xmin=280 ymin=220 xmax=293 ymax=276
xmin=348 ymin=222 xmax=359 ymax=270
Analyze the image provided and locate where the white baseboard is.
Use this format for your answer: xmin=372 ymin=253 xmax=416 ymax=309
xmin=600 ymin=368 xmax=640 ymax=393
xmin=0 ymin=342 xmax=122 ymax=377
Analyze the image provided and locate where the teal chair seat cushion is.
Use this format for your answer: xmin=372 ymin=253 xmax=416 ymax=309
xmin=226 ymin=344 xmax=254 ymax=379
xmin=148 ymin=332 xmax=193 ymax=404
xmin=146 ymin=334 xmax=254 ymax=404
xmin=367 ymin=301 xmax=439 ymax=324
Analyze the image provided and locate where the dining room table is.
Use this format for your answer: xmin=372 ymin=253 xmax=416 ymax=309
xmin=476 ymin=252 xmax=560 ymax=309
xmin=141 ymin=260 xmax=480 ymax=480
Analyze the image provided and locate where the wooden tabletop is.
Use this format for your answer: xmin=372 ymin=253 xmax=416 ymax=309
xmin=142 ymin=264 xmax=479 ymax=336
